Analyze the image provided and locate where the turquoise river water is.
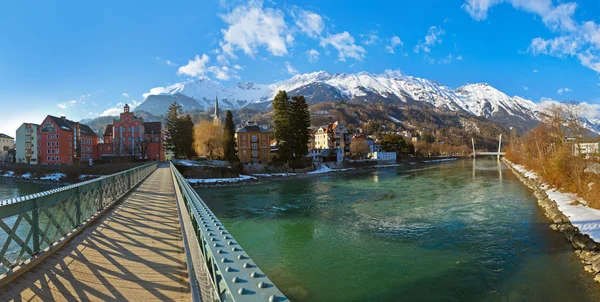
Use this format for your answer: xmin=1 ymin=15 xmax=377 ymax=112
xmin=199 ymin=159 xmax=600 ymax=301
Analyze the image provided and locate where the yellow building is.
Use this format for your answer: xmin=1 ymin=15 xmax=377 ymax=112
xmin=236 ymin=122 xmax=270 ymax=164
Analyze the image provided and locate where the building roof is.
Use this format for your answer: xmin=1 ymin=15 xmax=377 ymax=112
xmin=104 ymin=125 xmax=113 ymax=137
xmin=144 ymin=122 xmax=162 ymax=134
xmin=237 ymin=122 xmax=269 ymax=133
xmin=47 ymin=115 xmax=97 ymax=137
xmin=0 ymin=133 xmax=14 ymax=139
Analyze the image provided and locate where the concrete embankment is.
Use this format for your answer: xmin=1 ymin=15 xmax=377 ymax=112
xmin=503 ymin=158 xmax=600 ymax=283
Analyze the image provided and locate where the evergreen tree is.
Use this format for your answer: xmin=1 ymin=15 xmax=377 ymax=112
xmin=289 ymin=95 xmax=311 ymax=160
xmin=164 ymin=101 xmax=183 ymax=158
xmin=272 ymin=90 xmax=292 ymax=161
xmin=223 ymin=110 xmax=238 ymax=162
xmin=181 ymin=114 xmax=196 ymax=159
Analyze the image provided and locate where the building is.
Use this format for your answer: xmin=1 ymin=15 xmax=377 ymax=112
xmin=16 ymin=123 xmax=39 ymax=164
xmin=370 ymin=151 xmax=397 ymax=162
xmin=0 ymin=133 xmax=14 ymax=162
xmin=213 ymin=95 xmax=221 ymax=124
xmin=307 ymin=148 xmax=343 ymax=163
xmin=38 ymin=115 xmax=98 ymax=165
xmin=236 ymin=121 xmax=270 ymax=164
xmin=98 ymin=104 xmax=164 ymax=161
xmin=314 ymin=121 xmax=350 ymax=154
xmin=573 ymin=142 xmax=600 ymax=157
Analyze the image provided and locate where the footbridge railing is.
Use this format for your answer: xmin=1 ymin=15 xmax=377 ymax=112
xmin=170 ymin=163 xmax=288 ymax=302
xmin=0 ymin=162 xmax=158 ymax=278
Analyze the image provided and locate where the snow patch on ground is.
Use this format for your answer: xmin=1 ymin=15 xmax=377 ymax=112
xmin=387 ymin=115 xmax=401 ymax=123
xmin=21 ymin=173 xmax=31 ymax=179
xmin=79 ymin=174 xmax=99 ymax=180
xmin=513 ymin=164 xmax=539 ymax=180
xmin=253 ymin=173 xmax=298 ymax=178
xmin=307 ymin=165 xmax=333 ymax=175
xmin=2 ymin=171 xmax=14 ymax=177
xmin=178 ymin=160 xmax=200 ymax=167
xmin=516 ymin=163 xmax=600 ymax=242
xmin=186 ymin=174 xmax=256 ymax=184
xmin=546 ymin=188 xmax=600 ymax=242
xmin=40 ymin=173 xmax=66 ymax=181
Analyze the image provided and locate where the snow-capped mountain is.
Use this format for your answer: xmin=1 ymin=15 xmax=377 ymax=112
xmin=136 ymin=71 xmax=543 ymax=128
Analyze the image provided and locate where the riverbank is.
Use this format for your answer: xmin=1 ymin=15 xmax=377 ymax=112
xmin=504 ymin=158 xmax=600 ymax=283
xmin=186 ymin=157 xmax=459 ymax=188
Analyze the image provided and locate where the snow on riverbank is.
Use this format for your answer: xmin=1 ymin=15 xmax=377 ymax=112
xmin=186 ymin=174 xmax=256 ymax=184
xmin=516 ymin=164 xmax=600 ymax=242
xmin=253 ymin=173 xmax=298 ymax=178
xmin=40 ymin=173 xmax=66 ymax=181
xmin=422 ymin=158 xmax=458 ymax=163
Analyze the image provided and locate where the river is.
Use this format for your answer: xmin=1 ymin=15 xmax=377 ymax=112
xmin=0 ymin=178 xmax=58 ymax=201
xmin=199 ymin=159 xmax=600 ymax=301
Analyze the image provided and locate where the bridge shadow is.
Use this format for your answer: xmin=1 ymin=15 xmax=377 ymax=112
xmin=0 ymin=166 xmax=190 ymax=301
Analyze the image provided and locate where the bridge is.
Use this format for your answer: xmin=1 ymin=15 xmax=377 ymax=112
xmin=472 ymin=152 xmax=506 ymax=157
xmin=0 ymin=162 xmax=287 ymax=301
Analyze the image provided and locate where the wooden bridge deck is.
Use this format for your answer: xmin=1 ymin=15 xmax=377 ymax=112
xmin=0 ymin=165 xmax=190 ymax=301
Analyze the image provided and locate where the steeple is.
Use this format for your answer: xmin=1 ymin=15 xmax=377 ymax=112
xmin=213 ymin=93 xmax=220 ymax=124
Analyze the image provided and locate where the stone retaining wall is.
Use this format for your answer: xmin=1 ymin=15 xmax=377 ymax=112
xmin=503 ymin=158 xmax=600 ymax=283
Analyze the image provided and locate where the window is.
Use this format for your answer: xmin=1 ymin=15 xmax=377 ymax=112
xmin=56 ymin=134 xmax=59 ymax=139
xmin=47 ymin=134 xmax=50 ymax=139
xmin=263 ymin=150 xmax=267 ymax=155
xmin=262 ymin=135 xmax=266 ymax=140
xmin=251 ymin=143 xmax=258 ymax=149
xmin=69 ymin=149 xmax=72 ymax=155
xmin=37 ymin=135 xmax=40 ymax=140
xmin=242 ymin=135 xmax=246 ymax=140
xmin=51 ymin=134 xmax=54 ymax=139
xmin=51 ymin=142 xmax=54 ymax=146
xmin=69 ymin=142 xmax=72 ymax=147
xmin=242 ymin=150 xmax=247 ymax=155
xmin=47 ymin=156 xmax=50 ymax=161
xmin=242 ymin=142 xmax=247 ymax=148
xmin=251 ymin=135 xmax=257 ymax=142
xmin=69 ymin=135 xmax=72 ymax=140
xmin=47 ymin=149 xmax=49 ymax=154
xmin=56 ymin=142 xmax=59 ymax=147
xmin=252 ymin=150 xmax=258 ymax=157
xmin=56 ymin=149 xmax=59 ymax=153
xmin=69 ymin=156 xmax=72 ymax=161
xmin=46 ymin=142 xmax=50 ymax=147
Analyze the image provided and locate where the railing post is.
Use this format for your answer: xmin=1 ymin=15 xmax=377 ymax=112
xmin=32 ymin=202 xmax=40 ymax=253
xmin=75 ymin=187 xmax=81 ymax=226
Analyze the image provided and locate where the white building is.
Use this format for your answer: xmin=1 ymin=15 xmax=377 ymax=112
xmin=574 ymin=142 xmax=599 ymax=157
xmin=0 ymin=133 xmax=15 ymax=162
xmin=307 ymin=148 xmax=344 ymax=163
xmin=16 ymin=123 xmax=39 ymax=165
xmin=370 ymin=152 xmax=397 ymax=162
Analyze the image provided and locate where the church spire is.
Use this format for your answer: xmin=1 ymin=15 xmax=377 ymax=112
xmin=214 ymin=93 xmax=220 ymax=124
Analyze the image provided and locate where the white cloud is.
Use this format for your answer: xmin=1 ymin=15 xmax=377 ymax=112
xmin=220 ymin=1 xmax=291 ymax=57
xmin=384 ymin=69 xmax=403 ymax=78
xmin=307 ymin=49 xmax=320 ymax=62
xmin=155 ymin=56 xmax=178 ymax=67
xmin=177 ymin=54 xmax=238 ymax=80
xmin=361 ymin=31 xmax=380 ymax=45
xmin=539 ymin=97 xmax=600 ymax=120
xmin=178 ymin=54 xmax=211 ymax=77
xmin=68 ymin=100 xmax=76 ymax=105
xmin=319 ymin=31 xmax=366 ymax=61
xmin=386 ymin=36 xmax=403 ymax=54
xmin=557 ymin=87 xmax=572 ymax=94
xmin=122 ymin=92 xmax=129 ymax=98
xmin=414 ymin=26 xmax=445 ymax=53
xmin=100 ymin=108 xmax=122 ymax=117
xmin=285 ymin=62 xmax=298 ymax=75
xmin=524 ymin=86 xmax=529 ymax=91
xmin=57 ymin=104 xmax=67 ymax=109
xmin=292 ymin=8 xmax=324 ymax=38
xmin=233 ymin=64 xmax=243 ymax=70
xmin=57 ymin=100 xmax=77 ymax=109
xmin=533 ymin=69 xmax=539 ymax=72
xmin=463 ymin=0 xmax=600 ymax=74
xmin=457 ymin=55 xmax=463 ymax=60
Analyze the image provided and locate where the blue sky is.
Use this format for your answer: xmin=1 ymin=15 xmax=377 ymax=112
xmin=1 ymin=0 xmax=600 ymax=136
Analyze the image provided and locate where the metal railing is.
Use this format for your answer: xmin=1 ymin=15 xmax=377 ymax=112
xmin=0 ymin=162 xmax=158 ymax=275
xmin=170 ymin=163 xmax=288 ymax=302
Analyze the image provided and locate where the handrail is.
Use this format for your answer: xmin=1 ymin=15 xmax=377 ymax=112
xmin=0 ymin=161 xmax=158 ymax=275
xmin=170 ymin=162 xmax=288 ymax=302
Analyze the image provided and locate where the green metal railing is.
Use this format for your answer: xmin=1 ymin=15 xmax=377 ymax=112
xmin=170 ymin=163 xmax=288 ymax=302
xmin=0 ymin=162 xmax=158 ymax=275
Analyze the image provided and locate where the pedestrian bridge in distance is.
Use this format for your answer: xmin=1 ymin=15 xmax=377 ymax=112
xmin=472 ymin=152 xmax=506 ymax=157
xmin=0 ymin=162 xmax=287 ymax=301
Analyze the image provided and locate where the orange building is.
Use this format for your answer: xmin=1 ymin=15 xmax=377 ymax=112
xmin=38 ymin=116 xmax=98 ymax=165
xmin=236 ymin=122 xmax=270 ymax=164
xmin=98 ymin=104 xmax=164 ymax=161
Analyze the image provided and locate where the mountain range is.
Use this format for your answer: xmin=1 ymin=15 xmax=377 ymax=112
xmin=134 ymin=71 xmax=545 ymax=130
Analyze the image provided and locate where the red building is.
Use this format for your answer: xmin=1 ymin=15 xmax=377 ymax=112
xmin=38 ymin=115 xmax=98 ymax=165
xmin=98 ymin=104 xmax=164 ymax=161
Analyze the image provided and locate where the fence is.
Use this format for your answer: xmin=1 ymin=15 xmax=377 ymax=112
xmin=0 ymin=162 xmax=158 ymax=275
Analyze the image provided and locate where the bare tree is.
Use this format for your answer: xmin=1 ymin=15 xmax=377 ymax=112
xmin=193 ymin=120 xmax=224 ymax=160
